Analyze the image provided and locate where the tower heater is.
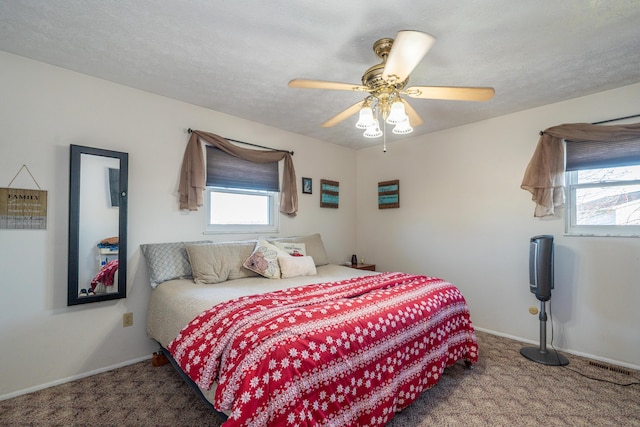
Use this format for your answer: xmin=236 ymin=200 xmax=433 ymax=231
xmin=520 ymin=235 xmax=569 ymax=366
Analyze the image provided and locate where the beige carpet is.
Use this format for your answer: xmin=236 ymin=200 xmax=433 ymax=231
xmin=1 ymin=331 xmax=638 ymax=426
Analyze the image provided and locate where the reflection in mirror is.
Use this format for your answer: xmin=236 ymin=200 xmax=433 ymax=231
xmin=68 ymin=145 xmax=128 ymax=306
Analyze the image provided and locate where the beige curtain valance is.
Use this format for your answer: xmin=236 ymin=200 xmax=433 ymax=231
xmin=521 ymin=122 xmax=640 ymax=217
xmin=178 ymin=130 xmax=298 ymax=216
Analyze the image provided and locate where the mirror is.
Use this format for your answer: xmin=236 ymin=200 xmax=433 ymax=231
xmin=68 ymin=144 xmax=128 ymax=306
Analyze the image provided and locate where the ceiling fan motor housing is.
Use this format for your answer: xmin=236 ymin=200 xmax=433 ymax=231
xmin=362 ymin=38 xmax=409 ymax=96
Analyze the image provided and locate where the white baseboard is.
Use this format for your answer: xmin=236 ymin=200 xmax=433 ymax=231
xmin=475 ymin=327 xmax=640 ymax=371
xmin=0 ymin=355 xmax=151 ymax=402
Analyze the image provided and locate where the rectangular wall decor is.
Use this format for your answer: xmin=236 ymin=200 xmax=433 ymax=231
xmin=320 ymin=179 xmax=339 ymax=208
xmin=0 ymin=187 xmax=48 ymax=229
xmin=302 ymin=177 xmax=312 ymax=194
xmin=378 ymin=180 xmax=399 ymax=209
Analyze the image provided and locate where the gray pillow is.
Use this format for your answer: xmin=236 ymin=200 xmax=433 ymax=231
xmin=140 ymin=241 xmax=210 ymax=288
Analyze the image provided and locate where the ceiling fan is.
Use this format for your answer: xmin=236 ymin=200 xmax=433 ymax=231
xmin=288 ymin=30 xmax=495 ymax=138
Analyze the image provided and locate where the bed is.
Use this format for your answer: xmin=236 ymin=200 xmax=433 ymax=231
xmin=143 ymin=234 xmax=478 ymax=426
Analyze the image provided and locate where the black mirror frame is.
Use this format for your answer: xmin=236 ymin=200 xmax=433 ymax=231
xmin=68 ymin=144 xmax=128 ymax=306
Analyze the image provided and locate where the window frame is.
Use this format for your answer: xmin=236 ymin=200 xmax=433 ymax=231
xmin=564 ymin=167 xmax=640 ymax=237
xmin=204 ymin=186 xmax=280 ymax=234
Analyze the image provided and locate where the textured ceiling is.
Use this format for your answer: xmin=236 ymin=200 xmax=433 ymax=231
xmin=1 ymin=1 xmax=639 ymax=150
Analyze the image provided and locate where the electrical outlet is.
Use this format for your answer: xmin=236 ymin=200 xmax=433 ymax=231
xmin=123 ymin=312 xmax=133 ymax=327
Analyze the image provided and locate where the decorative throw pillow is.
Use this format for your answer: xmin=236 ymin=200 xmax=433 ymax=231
xmin=278 ymin=255 xmax=317 ymax=279
xmin=274 ymin=242 xmax=306 ymax=257
xmin=140 ymin=240 xmax=211 ymax=288
xmin=243 ymin=239 xmax=284 ymax=279
xmin=270 ymin=234 xmax=329 ymax=266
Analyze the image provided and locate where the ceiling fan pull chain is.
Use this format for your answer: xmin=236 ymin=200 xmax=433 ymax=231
xmin=383 ymin=122 xmax=387 ymax=153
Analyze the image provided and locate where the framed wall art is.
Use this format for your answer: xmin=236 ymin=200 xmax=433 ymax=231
xmin=302 ymin=177 xmax=312 ymax=194
xmin=378 ymin=179 xmax=399 ymax=209
xmin=320 ymin=179 xmax=339 ymax=208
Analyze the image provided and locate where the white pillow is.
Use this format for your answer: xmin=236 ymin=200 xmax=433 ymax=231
xmin=274 ymin=242 xmax=306 ymax=257
xmin=270 ymin=234 xmax=329 ymax=266
xmin=243 ymin=239 xmax=284 ymax=279
xmin=278 ymin=255 xmax=317 ymax=279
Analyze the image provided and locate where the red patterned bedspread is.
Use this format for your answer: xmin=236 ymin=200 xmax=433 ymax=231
xmin=168 ymin=272 xmax=477 ymax=426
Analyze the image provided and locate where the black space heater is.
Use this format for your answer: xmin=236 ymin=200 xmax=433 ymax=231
xmin=520 ymin=235 xmax=569 ymax=366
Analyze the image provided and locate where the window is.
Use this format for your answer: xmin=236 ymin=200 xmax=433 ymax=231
xmin=206 ymin=187 xmax=279 ymax=233
xmin=565 ymin=138 xmax=640 ymax=237
xmin=205 ymin=147 xmax=279 ymax=234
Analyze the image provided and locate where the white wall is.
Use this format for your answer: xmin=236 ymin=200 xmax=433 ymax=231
xmin=0 ymin=51 xmax=358 ymax=399
xmin=356 ymin=83 xmax=640 ymax=369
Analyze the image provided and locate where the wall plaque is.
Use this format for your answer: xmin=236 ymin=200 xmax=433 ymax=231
xmin=378 ymin=180 xmax=400 ymax=209
xmin=0 ymin=187 xmax=48 ymax=229
xmin=320 ymin=179 xmax=339 ymax=208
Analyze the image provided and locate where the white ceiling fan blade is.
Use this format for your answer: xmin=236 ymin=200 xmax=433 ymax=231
xmin=382 ymin=31 xmax=436 ymax=83
xmin=400 ymin=99 xmax=424 ymax=127
xmin=404 ymin=85 xmax=495 ymax=101
xmin=321 ymin=100 xmax=366 ymax=127
xmin=289 ymin=79 xmax=368 ymax=92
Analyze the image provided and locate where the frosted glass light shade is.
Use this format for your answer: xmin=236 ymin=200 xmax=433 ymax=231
xmin=355 ymin=106 xmax=376 ymax=129
xmin=363 ymin=119 xmax=383 ymax=138
xmin=386 ymin=101 xmax=408 ymax=124
xmin=392 ymin=120 xmax=413 ymax=135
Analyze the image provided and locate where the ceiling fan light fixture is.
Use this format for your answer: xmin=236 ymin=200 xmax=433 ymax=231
xmin=355 ymin=106 xmax=376 ymax=129
xmin=386 ymin=100 xmax=408 ymax=124
xmin=392 ymin=120 xmax=413 ymax=135
xmin=363 ymin=119 xmax=383 ymax=138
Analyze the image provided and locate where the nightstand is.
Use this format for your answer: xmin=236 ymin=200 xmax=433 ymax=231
xmin=350 ymin=263 xmax=376 ymax=271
